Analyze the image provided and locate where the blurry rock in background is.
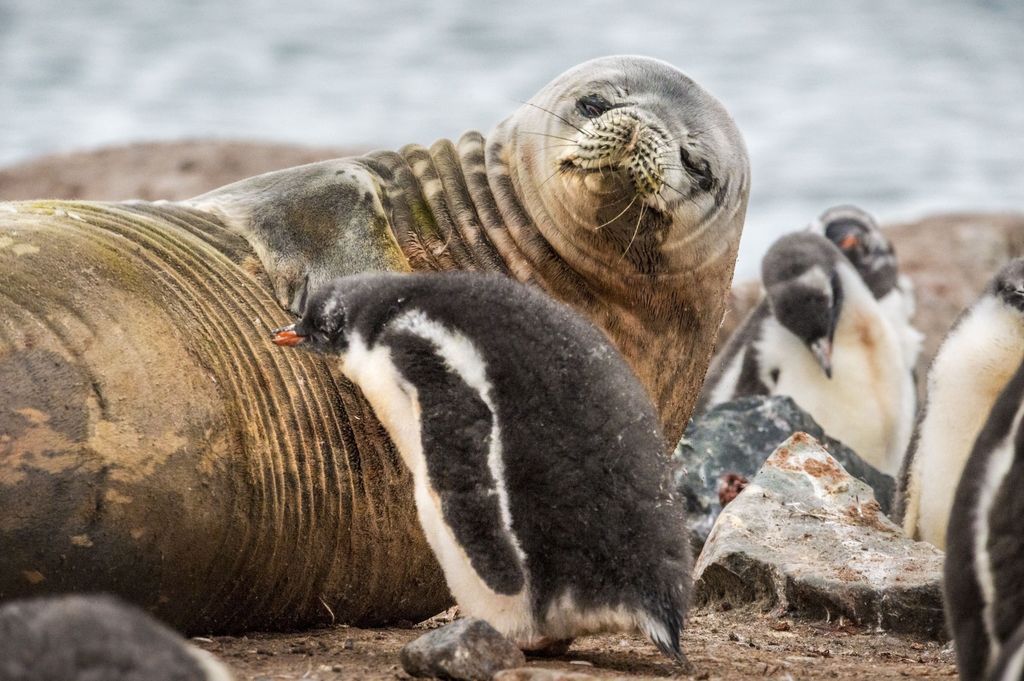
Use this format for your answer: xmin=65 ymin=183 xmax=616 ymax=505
xmin=0 ymin=140 xmax=357 ymax=202
xmin=675 ymin=395 xmax=895 ymax=550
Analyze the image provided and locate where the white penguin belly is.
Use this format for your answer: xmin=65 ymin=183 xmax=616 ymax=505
xmin=757 ymin=278 xmax=912 ymax=475
xmin=909 ymin=298 xmax=1024 ymax=548
xmin=339 ymin=332 xmax=535 ymax=643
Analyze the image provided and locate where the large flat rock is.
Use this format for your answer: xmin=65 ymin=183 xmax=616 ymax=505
xmin=694 ymin=433 xmax=945 ymax=640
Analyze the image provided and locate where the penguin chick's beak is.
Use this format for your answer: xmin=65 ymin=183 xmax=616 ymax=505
xmin=809 ymin=337 xmax=833 ymax=379
xmin=839 ymin=234 xmax=858 ymax=250
xmin=271 ymin=324 xmax=306 ymax=347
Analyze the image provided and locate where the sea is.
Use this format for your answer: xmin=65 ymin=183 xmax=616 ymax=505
xmin=1 ymin=0 xmax=1022 ymax=275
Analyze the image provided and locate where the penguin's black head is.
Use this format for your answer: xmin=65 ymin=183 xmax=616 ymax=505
xmin=992 ymin=258 xmax=1024 ymax=313
xmin=762 ymin=233 xmax=844 ymax=378
xmin=815 ymin=205 xmax=898 ymax=299
xmin=271 ymin=283 xmax=350 ymax=354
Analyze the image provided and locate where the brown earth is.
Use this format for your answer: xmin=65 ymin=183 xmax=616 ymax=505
xmin=193 ymin=608 xmax=955 ymax=680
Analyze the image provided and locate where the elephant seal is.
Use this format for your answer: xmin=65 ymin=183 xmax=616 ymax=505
xmin=0 ymin=55 xmax=748 ymax=633
xmin=188 ymin=55 xmax=750 ymax=441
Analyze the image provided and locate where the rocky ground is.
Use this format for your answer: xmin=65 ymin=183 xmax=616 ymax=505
xmin=192 ymin=610 xmax=955 ymax=680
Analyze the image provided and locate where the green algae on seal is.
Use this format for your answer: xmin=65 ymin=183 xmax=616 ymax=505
xmin=0 ymin=56 xmax=749 ymax=633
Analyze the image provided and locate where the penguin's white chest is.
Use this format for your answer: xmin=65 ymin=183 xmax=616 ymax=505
xmin=909 ymin=298 xmax=1024 ymax=548
xmin=757 ymin=273 xmax=912 ymax=475
xmin=338 ymin=330 xmax=534 ymax=642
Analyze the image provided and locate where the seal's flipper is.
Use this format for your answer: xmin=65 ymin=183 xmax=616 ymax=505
xmin=382 ymin=326 xmax=526 ymax=597
xmin=185 ymin=159 xmax=410 ymax=313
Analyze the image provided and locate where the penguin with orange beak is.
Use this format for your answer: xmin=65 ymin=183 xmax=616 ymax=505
xmin=271 ymin=270 xmax=692 ymax=662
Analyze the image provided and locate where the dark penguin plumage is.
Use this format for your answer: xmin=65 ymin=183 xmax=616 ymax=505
xmin=699 ymin=232 xmax=914 ymax=474
xmin=271 ymin=271 xmax=691 ymax=661
xmin=945 ymin=352 xmax=1024 ymax=681
xmin=0 ymin=594 xmax=232 ymax=681
xmin=897 ymin=259 xmax=1024 ymax=548
xmin=809 ymin=205 xmax=922 ymax=367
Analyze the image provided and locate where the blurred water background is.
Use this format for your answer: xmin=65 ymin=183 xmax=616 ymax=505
xmin=1 ymin=0 xmax=1022 ymax=275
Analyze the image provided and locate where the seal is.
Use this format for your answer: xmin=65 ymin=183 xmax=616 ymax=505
xmin=188 ymin=55 xmax=750 ymax=442
xmin=0 ymin=55 xmax=748 ymax=632
xmin=272 ymin=271 xmax=692 ymax=661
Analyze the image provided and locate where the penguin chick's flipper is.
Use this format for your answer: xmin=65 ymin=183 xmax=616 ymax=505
xmin=383 ymin=327 xmax=526 ymax=596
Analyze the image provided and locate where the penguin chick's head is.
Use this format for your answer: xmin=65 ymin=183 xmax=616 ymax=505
xmin=811 ymin=204 xmax=898 ymax=299
xmin=762 ymin=232 xmax=844 ymax=378
xmin=271 ymin=283 xmax=351 ymax=353
xmin=992 ymin=257 xmax=1024 ymax=314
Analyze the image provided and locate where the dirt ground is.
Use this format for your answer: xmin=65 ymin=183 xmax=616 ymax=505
xmin=192 ymin=607 xmax=955 ymax=681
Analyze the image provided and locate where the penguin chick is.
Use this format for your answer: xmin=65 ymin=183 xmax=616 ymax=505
xmin=900 ymin=258 xmax=1024 ymax=549
xmin=700 ymin=232 xmax=914 ymax=475
xmin=271 ymin=271 xmax=691 ymax=661
xmin=809 ymin=204 xmax=922 ymax=368
xmin=944 ymin=355 xmax=1024 ymax=681
xmin=0 ymin=594 xmax=233 ymax=681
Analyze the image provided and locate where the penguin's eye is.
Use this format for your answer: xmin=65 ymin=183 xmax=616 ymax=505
xmin=576 ymin=94 xmax=613 ymax=118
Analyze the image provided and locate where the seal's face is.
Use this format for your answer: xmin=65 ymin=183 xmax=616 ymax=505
xmin=504 ymin=56 xmax=749 ymax=274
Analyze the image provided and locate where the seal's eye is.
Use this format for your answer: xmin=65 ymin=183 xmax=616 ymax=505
xmin=679 ymin=146 xmax=716 ymax=193
xmin=576 ymin=94 xmax=613 ymax=118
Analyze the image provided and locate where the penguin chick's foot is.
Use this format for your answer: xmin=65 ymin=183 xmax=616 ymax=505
xmin=518 ymin=637 xmax=574 ymax=657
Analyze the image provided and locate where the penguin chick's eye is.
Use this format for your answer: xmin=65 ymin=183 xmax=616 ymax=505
xmin=576 ymin=94 xmax=613 ymax=118
xmin=679 ymin=146 xmax=715 ymax=192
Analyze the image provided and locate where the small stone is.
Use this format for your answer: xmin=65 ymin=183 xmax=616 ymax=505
xmin=694 ymin=433 xmax=946 ymax=639
xmin=400 ymin=618 xmax=525 ymax=680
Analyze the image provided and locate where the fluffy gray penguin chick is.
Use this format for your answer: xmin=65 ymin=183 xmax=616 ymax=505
xmin=272 ymin=271 xmax=691 ymax=661
xmin=944 ymin=353 xmax=1024 ymax=681
xmin=0 ymin=594 xmax=232 ymax=681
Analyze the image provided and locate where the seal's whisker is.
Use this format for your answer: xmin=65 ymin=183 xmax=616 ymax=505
xmin=518 ymin=100 xmax=591 ymax=137
xmin=594 ymin=193 xmax=640 ymax=232
xmin=619 ymin=201 xmax=647 ymax=261
xmin=538 ymin=164 xmax=567 ymax=190
xmin=520 ymin=131 xmax=579 ymax=144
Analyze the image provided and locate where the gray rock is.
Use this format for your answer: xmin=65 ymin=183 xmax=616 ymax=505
xmin=675 ymin=395 xmax=895 ymax=547
xmin=694 ymin=433 xmax=946 ymax=640
xmin=400 ymin=618 xmax=526 ymax=680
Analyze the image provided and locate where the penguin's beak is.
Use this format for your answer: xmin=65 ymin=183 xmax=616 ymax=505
xmin=271 ymin=324 xmax=306 ymax=347
xmin=809 ymin=337 xmax=833 ymax=379
xmin=839 ymin=234 xmax=858 ymax=250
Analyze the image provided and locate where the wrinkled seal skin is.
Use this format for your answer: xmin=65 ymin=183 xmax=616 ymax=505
xmin=0 ymin=56 xmax=748 ymax=633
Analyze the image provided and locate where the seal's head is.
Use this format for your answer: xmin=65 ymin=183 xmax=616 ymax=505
xmin=498 ymin=55 xmax=750 ymax=277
